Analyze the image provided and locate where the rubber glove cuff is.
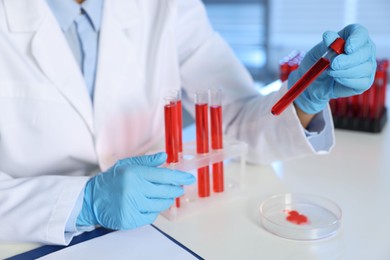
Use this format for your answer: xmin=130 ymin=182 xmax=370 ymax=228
xmin=76 ymin=178 xmax=99 ymax=228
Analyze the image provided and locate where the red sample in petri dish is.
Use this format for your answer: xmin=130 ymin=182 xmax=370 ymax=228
xmin=284 ymin=210 xmax=309 ymax=225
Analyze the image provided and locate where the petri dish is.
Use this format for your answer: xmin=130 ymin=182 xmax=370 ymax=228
xmin=259 ymin=193 xmax=342 ymax=240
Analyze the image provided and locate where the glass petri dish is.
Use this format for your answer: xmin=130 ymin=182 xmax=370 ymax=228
xmin=259 ymin=193 xmax=342 ymax=240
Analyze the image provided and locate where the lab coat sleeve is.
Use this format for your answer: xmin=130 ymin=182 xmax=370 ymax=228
xmin=175 ymin=0 xmax=335 ymax=164
xmin=0 ymin=172 xmax=90 ymax=245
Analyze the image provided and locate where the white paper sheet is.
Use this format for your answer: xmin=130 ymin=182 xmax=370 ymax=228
xmin=38 ymin=225 xmax=199 ymax=260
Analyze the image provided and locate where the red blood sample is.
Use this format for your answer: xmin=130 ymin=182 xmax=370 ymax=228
xmin=196 ymin=103 xmax=209 ymax=154
xmin=337 ymin=97 xmax=348 ymax=118
xmin=164 ymin=100 xmax=181 ymax=207
xmin=197 ymin=167 xmax=210 ymax=198
xmin=285 ymin=210 xmax=309 ymax=225
xmin=329 ymin=99 xmax=337 ymax=115
xmin=376 ymin=69 xmax=386 ymax=119
xmin=280 ymin=62 xmax=289 ymax=81
xmin=164 ymin=102 xmax=179 ymax=163
xmin=210 ymin=105 xmax=224 ymax=192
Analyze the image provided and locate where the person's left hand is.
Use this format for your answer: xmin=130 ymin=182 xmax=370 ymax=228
xmin=289 ymin=24 xmax=377 ymax=114
xmin=76 ymin=152 xmax=195 ymax=230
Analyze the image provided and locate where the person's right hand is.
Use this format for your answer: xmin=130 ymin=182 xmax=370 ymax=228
xmin=289 ymin=24 xmax=376 ymax=114
xmin=76 ymin=152 xmax=195 ymax=230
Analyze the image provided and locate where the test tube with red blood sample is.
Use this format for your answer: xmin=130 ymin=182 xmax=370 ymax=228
xmin=164 ymin=95 xmax=181 ymax=207
xmin=195 ymin=91 xmax=210 ymax=198
xmin=272 ymin=38 xmax=345 ymax=116
xmin=209 ymin=88 xmax=224 ymax=193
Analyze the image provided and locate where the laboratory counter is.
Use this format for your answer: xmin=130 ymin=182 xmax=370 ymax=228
xmin=153 ymin=124 xmax=390 ymax=260
xmin=1 ymin=120 xmax=390 ymax=259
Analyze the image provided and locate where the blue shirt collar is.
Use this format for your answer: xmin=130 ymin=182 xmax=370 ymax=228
xmin=46 ymin=0 xmax=104 ymax=32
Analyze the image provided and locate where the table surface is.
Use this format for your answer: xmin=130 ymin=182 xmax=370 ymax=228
xmin=153 ymin=124 xmax=390 ymax=260
xmin=2 ymin=121 xmax=390 ymax=260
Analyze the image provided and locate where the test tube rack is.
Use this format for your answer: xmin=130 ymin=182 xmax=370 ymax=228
xmin=330 ymin=59 xmax=388 ymax=133
xmin=279 ymin=54 xmax=388 ymax=133
xmin=161 ymin=137 xmax=248 ymax=221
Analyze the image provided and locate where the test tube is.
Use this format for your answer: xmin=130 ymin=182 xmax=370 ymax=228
xmin=367 ymin=77 xmax=377 ymax=120
xmin=377 ymin=60 xmax=388 ymax=119
xmin=279 ymin=61 xmax=289 ymax=82
xmin=337 ymin=97 xmax=348 ymax=118
xmin=209 ymin=88 xmax=224 ymax=193
xmin=271 ymin=38 xmax=345 ymax=116
xmin=195 ymin=91 xmax=210 ymax=198
xmin=329 ymin=99 xmax=337 ymax=116
xmin=164 ymin=96 xmax=181 ymax=207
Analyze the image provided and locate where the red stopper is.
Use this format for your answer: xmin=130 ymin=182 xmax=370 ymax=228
xmin=329 ymin=37 xmax=345 ymax=55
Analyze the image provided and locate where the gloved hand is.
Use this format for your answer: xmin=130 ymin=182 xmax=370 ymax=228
xmin=289 ymin=24 xmax=377 ymax=114
xmin=76 ymin=152 xmax=195 ymax=230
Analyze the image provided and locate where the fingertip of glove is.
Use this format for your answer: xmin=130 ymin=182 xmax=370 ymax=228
xmin=178 ymin=171 xmax=196 ymax=185
xmin=322 ymin=31 xmax=339 ymax=47
xmin=330 ymin=55 xmax=343 ymax=70
xmin=344 ymin=25 xmax=369 ymax=54
xmin=154 ymin=152 xmax=168 ymax=162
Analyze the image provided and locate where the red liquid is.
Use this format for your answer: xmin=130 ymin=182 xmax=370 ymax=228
xmin=177 ymin=100 xmax=183 ymax=153
xmin=377 ymin=70 xmax=386 ymax=119
xmin=164 ymin=102 xmax=179 ymax=163
xmin=196 ymin=103 xmax=209 ymax=154
xmin=198 ymin=166 xmax=210 ymax=197
xmin=337 ymin=97 xmax=348 ymax=118
xmin=350 ymin=95 xmax=360 ymax=117
xmin=280 ymin=62 xmax=289 ymax=81
xmin=210 ymin=106 xmax=223 ymax=149
xmin=195 ymin=103 xmax=210 ymax=197
xmin=165 ymin=101 xmax=181 ymax=207
xmin=210 ymin=105 xmax=224 ymax=193
xmin=212 ymin=162 xmax=224 ymax=193
xmin=367 ymin=80 xmax=377 ymax=119
xmin=329 ymin=99 xmax=337 ymax=115
xmin=285 ymin=210 xmax=309 ymax=225
xmin=272 ymin=57 xmax=330 ymax=116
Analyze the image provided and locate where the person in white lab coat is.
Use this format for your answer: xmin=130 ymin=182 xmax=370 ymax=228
xmin=0 ymin=0 xmax=376 ymax=245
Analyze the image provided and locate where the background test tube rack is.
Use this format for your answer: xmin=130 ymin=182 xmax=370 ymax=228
xmin=279 ymin=53 xmax=388 ymax=133
xmin=161 ymin=137 xmax=248 ymax=221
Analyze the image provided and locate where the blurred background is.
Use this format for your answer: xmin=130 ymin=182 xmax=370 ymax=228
xmin=202 ymin=0 xmax=390 ymax=86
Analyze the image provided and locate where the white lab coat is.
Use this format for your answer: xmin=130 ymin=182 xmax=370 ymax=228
xmin=0 ymin=0 xmax=334 ymax=245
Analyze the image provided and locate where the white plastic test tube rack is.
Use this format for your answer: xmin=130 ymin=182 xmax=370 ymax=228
xmin=161 ymin=136 xmax=248 ymax=221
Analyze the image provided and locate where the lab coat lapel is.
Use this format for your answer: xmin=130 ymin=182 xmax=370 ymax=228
xmin=3 ymin=0 xmax=95 ymax=134
xmin=93 ymin=0 xmax=141 ymax=130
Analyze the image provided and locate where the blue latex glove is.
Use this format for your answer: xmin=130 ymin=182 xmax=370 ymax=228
xmin=289 ymin=24 xmax=377 ymax=114
xmin=76 ymin=152 xmax=195 ymax=230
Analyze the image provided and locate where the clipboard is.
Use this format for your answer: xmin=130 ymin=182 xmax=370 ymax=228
xmin=7 ymin=225 xmax=203 ymax=260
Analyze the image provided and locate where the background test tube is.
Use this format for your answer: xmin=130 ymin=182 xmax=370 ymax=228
xmin=195 ymin=91 xmax=210 ymax=198
xmin=209 ymin=88 xmax=224 ymax=193
xmin=271 ymin=37 xmax=345 ymax=116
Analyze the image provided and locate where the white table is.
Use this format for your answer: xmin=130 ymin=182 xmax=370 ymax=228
xmin=2 ymin=124 xmax=390 ymax=260
xmin=153 ymin=124 xmax=390 ymax=260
